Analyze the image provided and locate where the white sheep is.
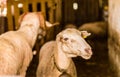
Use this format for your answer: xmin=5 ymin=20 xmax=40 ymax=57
xmin=0 ymin=12 xmax=47 ymax=76
xmin=36 ymin=28 xmax=93 ymax=77
xmin=78 ymin=21 xmax=108 ymax=39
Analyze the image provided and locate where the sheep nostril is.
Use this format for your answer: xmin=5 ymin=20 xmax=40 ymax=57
xmin=85 ymin=48 xmax=92 ymax=54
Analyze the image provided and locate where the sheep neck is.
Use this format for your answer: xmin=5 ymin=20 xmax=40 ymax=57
xmin=18 ymin=23 xmax=39 ymax=48
xmin=54 ymin=42 xmax=71 ymax=73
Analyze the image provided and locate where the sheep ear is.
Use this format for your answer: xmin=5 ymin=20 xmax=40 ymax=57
xmin=36 ymin=12 xmax=46 ymax=30
xmin=18 ymin=12 xmax=28 ymax=24
xmin=56 ymin=33 xmax=63 ymax=42
xmin=45 ymin=21 xmax=53 ymax=27
xmin=80 ymin=31 xmax=91 ymax=38
xmin=46 ymin=21 xmax=60 ymax=28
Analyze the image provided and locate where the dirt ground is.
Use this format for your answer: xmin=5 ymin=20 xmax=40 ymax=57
xmin=26 ymin=37 xmax=116 ymax=77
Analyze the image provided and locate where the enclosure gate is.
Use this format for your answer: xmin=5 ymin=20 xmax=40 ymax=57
xmin=7 ymin=0 xmax=55 ymax=30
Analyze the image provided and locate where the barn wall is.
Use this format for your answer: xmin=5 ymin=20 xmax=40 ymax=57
xmin=62 ymin=0 xmax=100 ymax=26
xmin=108 ymin=0 xmax=120 ymax=77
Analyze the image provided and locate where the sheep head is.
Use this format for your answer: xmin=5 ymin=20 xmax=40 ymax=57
xmin=56 ymin=28 xmax=92 ymax=59
xmin=18 ymin=12 xmax=46 ymax=38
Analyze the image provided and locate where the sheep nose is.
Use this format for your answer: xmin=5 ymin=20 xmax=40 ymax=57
xmin=85 ymin=48 xmax=92 ymax=55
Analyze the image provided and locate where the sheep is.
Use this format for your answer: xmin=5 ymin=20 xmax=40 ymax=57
xmin=0 ymin=12 xmax=48 ymax=76
xmin=45 ymin=21 xmax=60 ymax=42
xmin=78 ymin=21 xmax=108 ymax=39
xmin=36 ymin=28 xmax=93 ymax=77
xmin=64 ymin=24 xmax=77 ymax=29
xmin=34 ymin=21 xmax=60 ymax=53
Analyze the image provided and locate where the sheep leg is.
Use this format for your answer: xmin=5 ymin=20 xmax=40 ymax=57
xmin=19 ymin=50 xmax=33 ymax=76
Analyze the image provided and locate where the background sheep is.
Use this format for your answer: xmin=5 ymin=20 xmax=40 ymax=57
xmin=63 ymin=24 xmax=77 ymax=29
xmin=36 ymin=28 xmax=93 ymax=77
xmin=78 ymin=21 xmax=108 ymax=39
xmin=0 ymin=12 xmax=46 ymax=76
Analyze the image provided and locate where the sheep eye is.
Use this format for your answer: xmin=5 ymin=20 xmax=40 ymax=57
xmin=64 ymin=38 xmax=68 ymax=41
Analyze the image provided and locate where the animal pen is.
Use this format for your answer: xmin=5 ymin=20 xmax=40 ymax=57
xmin=6 ymin=0 xmax=62 ymax=50
xmin=1 ymin=0 xmax=116 ymax=77
xmin=7 ymin=0 xmax=59 ymax=30
xmin=6 ymin=1 xmax=62 ymax=76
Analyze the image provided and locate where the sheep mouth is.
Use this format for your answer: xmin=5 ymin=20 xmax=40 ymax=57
xmin=65 ymin=52 xmax=79 ymax=57
xmin=81 ymin=54 xmax=92 ymax=60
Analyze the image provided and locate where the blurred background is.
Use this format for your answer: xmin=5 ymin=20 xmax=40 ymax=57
xmin=0 ymin=0 xmax=120 ymax=77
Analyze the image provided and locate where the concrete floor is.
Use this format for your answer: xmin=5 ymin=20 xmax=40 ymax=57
xmin=26 ymin=37 xmax=116 ymax=77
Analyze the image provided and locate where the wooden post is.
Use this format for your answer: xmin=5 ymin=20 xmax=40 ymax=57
xmin=13 ymin=1 xmax=20 ymax=30
xmin=22 ymin=0 xmax=29 ymax=12
xmin=32 ymin=2 xmax=37 ymax=12
xmin=7 ymin=0 xmax=55 ymax=30
xmin=7 ymin=0 xmax=14 ymax=30
xmin=41 ymin=0 xmax=46 ymax=18
xmin=55 ymin=0 xmax=62 ymax=22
